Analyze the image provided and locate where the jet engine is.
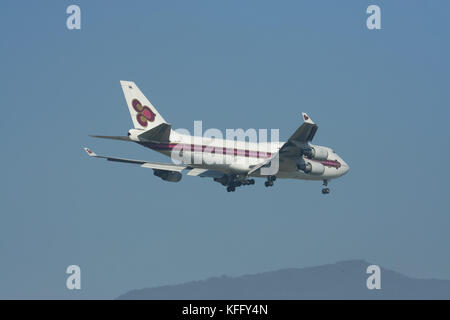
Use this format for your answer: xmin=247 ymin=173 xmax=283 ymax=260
xmin=297 ymin=160 xmax=325 ymax=175
xmin=153 ymin=169 xmax=182 ymax=182
xmin=303 ymin=146 xmax=328 ymax=161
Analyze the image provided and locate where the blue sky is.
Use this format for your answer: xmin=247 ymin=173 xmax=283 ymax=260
xmin=1 ymin=0 xmax=449 ymax=298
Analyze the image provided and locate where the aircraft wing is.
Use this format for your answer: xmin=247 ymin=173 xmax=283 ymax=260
xmin=186 ymin=168 xmax=224 ymax=178
xmin=248 ymin=113 xmax=317 ymax=175
xmin=83 ymin=147 xmax=187 ymax=172
xmin=83 ymin=148 xmax=227 ymax=179
xmin=278 ymin=112 xmax=318 ymax=158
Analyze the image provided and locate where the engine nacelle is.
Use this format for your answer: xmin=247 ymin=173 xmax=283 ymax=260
xmin=298 ymin=160 xmax=325 ymax=175
xmin=153 ymin=169 xmax=182 ymax=182
xmin=309 ymin=146 xmax=328 ymax=161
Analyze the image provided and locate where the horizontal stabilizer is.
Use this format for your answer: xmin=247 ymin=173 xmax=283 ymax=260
xmin=138 ymin=123 xmax=172 ymax=143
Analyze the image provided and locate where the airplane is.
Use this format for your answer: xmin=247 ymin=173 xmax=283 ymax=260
xmin=84 ymin=81 xmax=349 ymax=193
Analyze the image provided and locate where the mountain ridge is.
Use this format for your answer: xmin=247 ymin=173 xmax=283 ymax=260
xmin=118 ymin=260 xmax=450 ymax=299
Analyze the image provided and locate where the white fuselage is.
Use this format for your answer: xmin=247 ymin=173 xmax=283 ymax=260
xmin=134 ymin=131 xmax=349 ymax=181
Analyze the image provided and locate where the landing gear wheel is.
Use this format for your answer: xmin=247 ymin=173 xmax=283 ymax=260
xmin=265 ymin=181 xmax=274 ymax=187
xmin=243 ymin=179 xmax=255 ymax=186
xmin=322 ymin=188 xmax=330 ymax=194
xmin=227 ymin=186 xmax=236 ymax=192
xmin=321 ymin=180 xmax=330 ymax=194
xmin=265 ymin=176 xmax=276 ymax=187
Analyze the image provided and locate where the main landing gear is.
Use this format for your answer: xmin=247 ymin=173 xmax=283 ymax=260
xmin=264 ymin=175 xmax=277 ymax=187
xmin=227 ymin=186 xmax=235 ymax=192
xmin=217 ymin=174 xmax=279 ymax=192
xmin=225 ymin=177 xmax=255 ymax=192
xmin=322 ymin=180 xmax=330 ymax=194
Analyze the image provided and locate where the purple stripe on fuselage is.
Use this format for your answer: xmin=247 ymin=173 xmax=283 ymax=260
xmin=144 ymin=142 xmax=341 ymax=168
xmin=145 ymin=143 xmax=272 ymax=159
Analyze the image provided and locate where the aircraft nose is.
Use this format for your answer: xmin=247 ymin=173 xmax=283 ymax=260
xmin=341 ymin=162 xmax=350 ymax=175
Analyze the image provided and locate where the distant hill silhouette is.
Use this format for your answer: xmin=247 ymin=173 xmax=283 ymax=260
xmin=117 ymin=260 xmax=450 ymax=299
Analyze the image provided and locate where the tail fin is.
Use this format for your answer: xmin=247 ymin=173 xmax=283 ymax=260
xmin=120 ymin=81 xmax=168 ymax=130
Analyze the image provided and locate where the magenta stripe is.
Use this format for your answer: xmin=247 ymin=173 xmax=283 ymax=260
xmin=147 ymin=143 xmax=272 ymax=159
xmin=146 ymin=143 xmax=341 ymax=168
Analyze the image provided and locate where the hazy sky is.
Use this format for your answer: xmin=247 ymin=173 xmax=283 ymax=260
xmin=1 ymin=0 xmax=449 ymax=298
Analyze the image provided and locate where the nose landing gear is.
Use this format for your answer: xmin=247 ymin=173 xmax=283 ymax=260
xmin=322 ymin=180 xmax=330 ymax=194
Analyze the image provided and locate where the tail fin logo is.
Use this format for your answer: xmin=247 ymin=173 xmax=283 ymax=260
xmin=132 ymin=99 xmax=156 ymax=127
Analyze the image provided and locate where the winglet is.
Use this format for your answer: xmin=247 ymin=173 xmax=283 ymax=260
xmin=302 ymin=112 xmax=315 ymax=125
xmin=84 ymin=147 xmax=97 ymax=157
